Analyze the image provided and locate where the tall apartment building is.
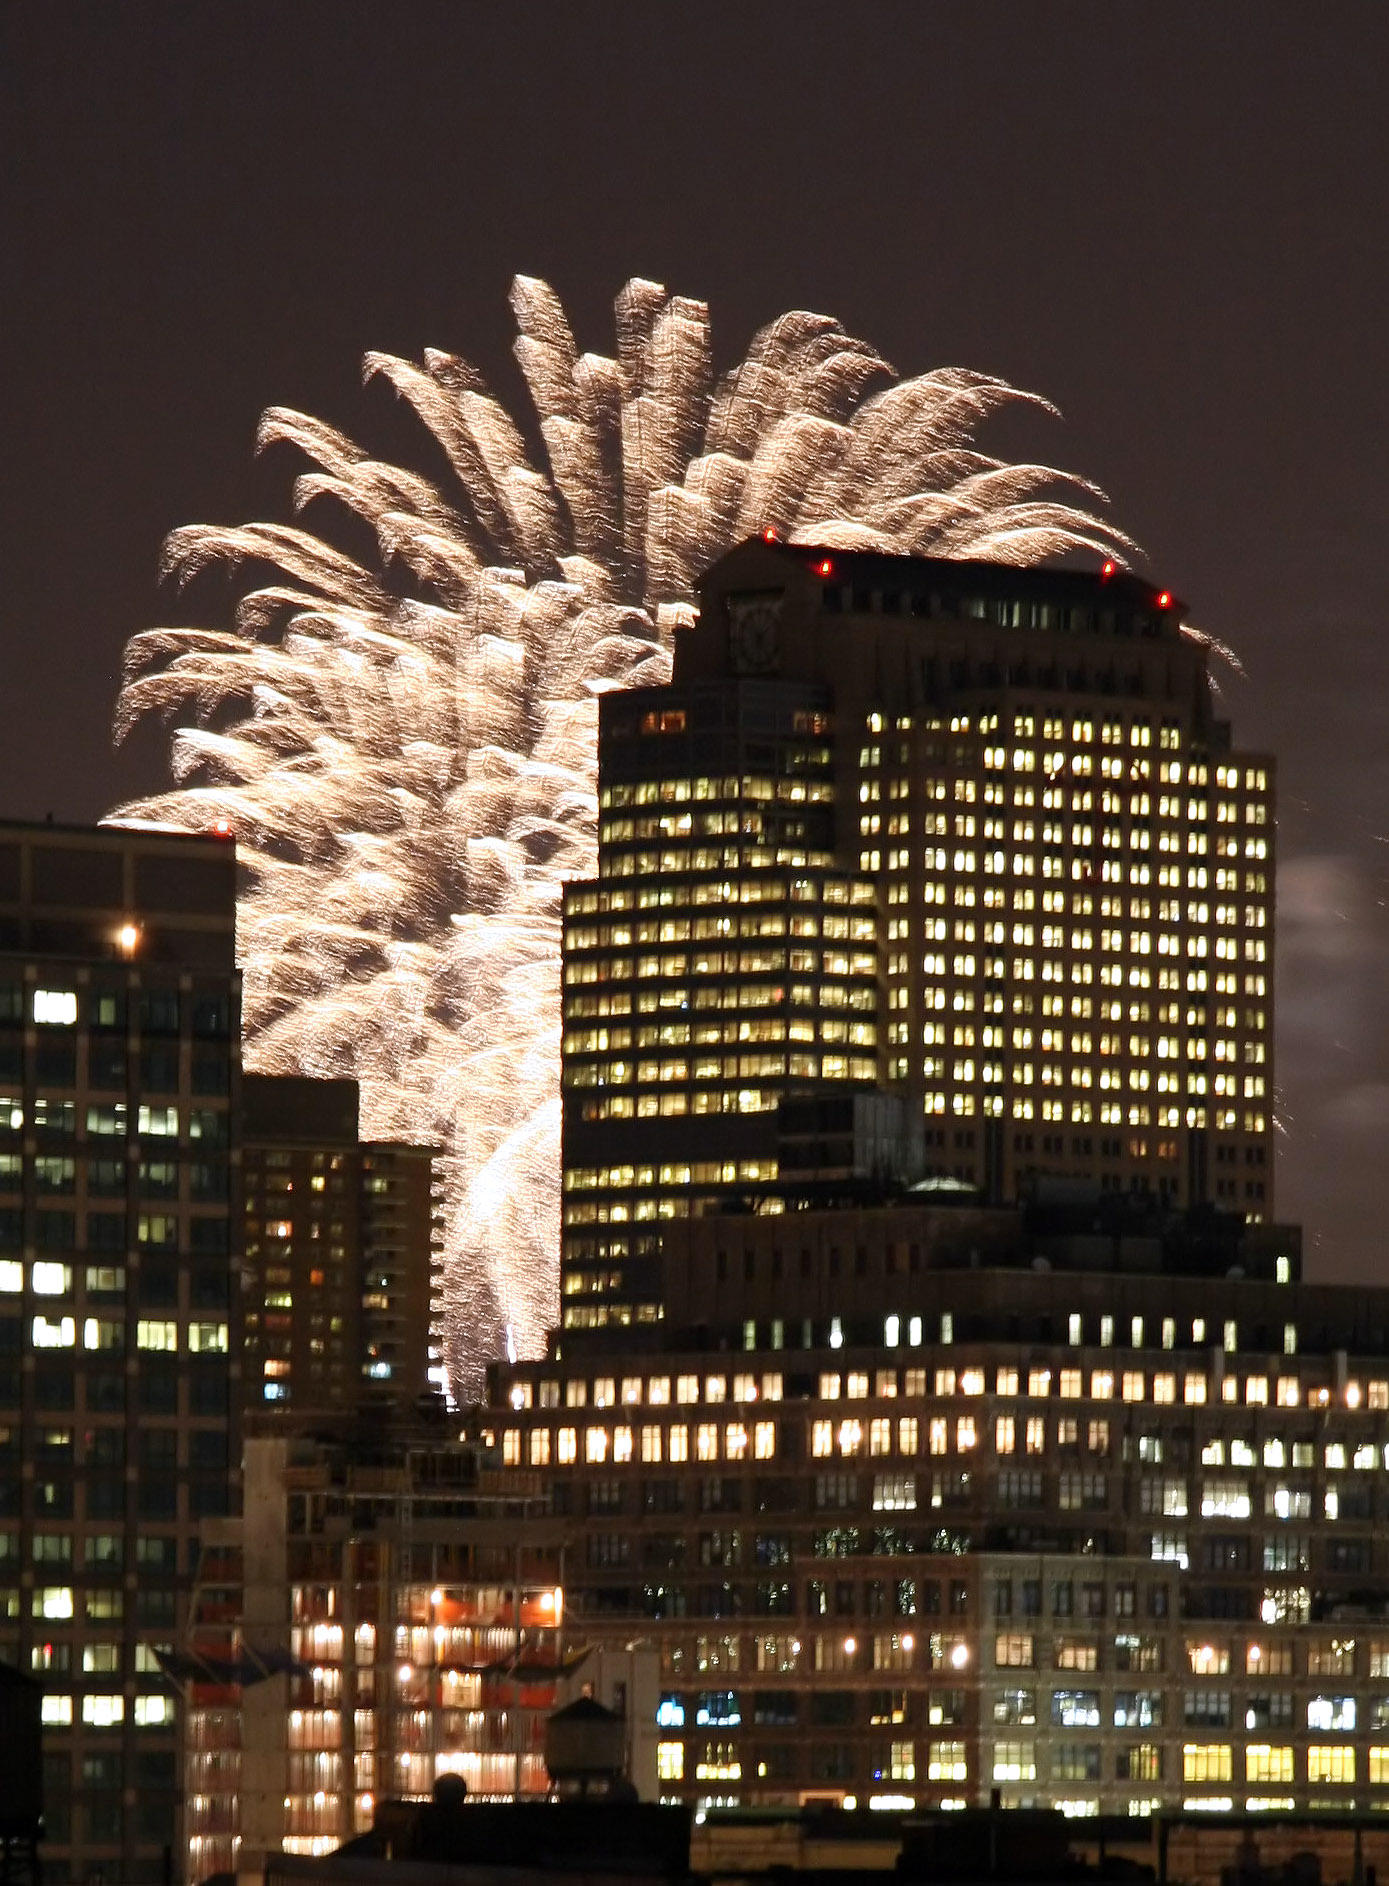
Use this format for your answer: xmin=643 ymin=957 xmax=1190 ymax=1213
xmin=241 ymin=1074 xmax=443 ymax=1422
xmin=0 ymin=820 xmax=240 ymax=1883
xmin=561 ymin=539 xmax=1273 ymax=1330
xmin=181 ymin=1435 xmax=565 ymax=1886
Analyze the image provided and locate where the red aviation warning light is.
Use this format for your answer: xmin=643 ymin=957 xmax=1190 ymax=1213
xmin=818 ymin=558 xmax=834 ymax=577
xmin=1156 ymin=591 xmax=1172 ymax=610
xmin=762 ymin=527 xmax=779 ymax=542
xmin=1101 ymin=560 xmax=1116 ymax=579
xmin=211 ymin=818 xmax=234 ymax=839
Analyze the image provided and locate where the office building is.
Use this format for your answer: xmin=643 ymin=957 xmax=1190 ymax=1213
xmin=0 ymin=819 xmax=240 ymax=1882
xmin=241 ymin=1074 xmax=443 ymax=1421
xmin=488 ymin=538 xmax=1385 ymax=1824
xmin=493 ymin=1195 xmax=1389 ymax=1819
xmin=560 ymin=539 xmax=1273 ymax=1329
xmin=181 ymin=1434 xmax=565 ymax=1885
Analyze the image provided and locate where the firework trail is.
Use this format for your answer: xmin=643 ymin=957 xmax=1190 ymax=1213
xmin=111 ymin=275 xmax=1135 ymax=1393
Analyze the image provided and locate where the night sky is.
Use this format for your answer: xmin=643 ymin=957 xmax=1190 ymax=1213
xmin=2 ymin=3 xmax=1385 ymax=1281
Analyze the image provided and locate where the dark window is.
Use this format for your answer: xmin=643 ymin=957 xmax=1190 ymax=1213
xmin=33 ymin=1367 xmax=74 ymax=1411
xmin=189 ymin=1369 xmax=226 ymax=1416
xmin=134 ymin=1750 xmax=176 ymax=1788
xmin=190 ymin=1478 xmax=230 ymax=1519
xmin=139 ymin=1429 xmax=179 ymax=1468
xmin=88 ymin=1042 xmax=127 ymax=1087
xmin=191 ymin=995 xmax=231 ymax=1038
xmin=190 ymin=1162 xmax=229 ymax=1203
xmin=191 ymin=1053 xmax=229 ymax=1096
xmin=139 ymin=1365 xmax=178 ymax=1413
xmin=810 ymin=1690 xmax=854 ymax=1726
xmin=36 ymin=1211 xmax=76 ymax=1250
xmin=86 ymin=1213 xmax=126 ymax=1252
xmin=84 ymin=1427 xmax=125 ymax=1466
xmin=141 ymin=1046 xmax=181 ymax=1092
xmin=138 ymin=1481 xmax=177 ymax=1520
xmin=190 ymin=1264 xmax=229 ymax=1308
xmin=137 ymin=991 xmax=181 ymax=1035
xmin=35 ymin=1044 xmax=77 ymax=1086
xmin=87 ymin=1160 xmax=126 ymax=1196
xmin=137 ymin=1262 xmax=179 ymax=1307
xmin=86 ymin=1374 xmax=125 ymax=1414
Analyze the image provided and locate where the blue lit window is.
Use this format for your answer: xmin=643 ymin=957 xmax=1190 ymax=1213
xmin=696 ymin=1690 xmax=741 ymax=1727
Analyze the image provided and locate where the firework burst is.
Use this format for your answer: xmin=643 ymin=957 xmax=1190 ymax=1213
xmin=111 ymin=275 xmax=1135 ymax=1393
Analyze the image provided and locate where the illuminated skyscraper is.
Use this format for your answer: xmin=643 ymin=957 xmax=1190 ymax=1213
xmin=0 ymin=819 xmax=239 ymax=1882
xmin=560 ymin=539 xmax=1273 ymax=1330
xmin=239 ymin=1075 xmax=444 ymax=1423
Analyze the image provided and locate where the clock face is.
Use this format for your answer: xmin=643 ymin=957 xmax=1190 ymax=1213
xmin=727 ymin=592 xmax=784 ymax=673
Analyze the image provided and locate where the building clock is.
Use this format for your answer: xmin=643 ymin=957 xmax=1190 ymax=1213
xmin=727 ymin=591 xmax=784 ymax=674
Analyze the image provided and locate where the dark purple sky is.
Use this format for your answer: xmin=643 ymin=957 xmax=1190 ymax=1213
xmin=2 ymin=2 xmax=1385 ymax=1280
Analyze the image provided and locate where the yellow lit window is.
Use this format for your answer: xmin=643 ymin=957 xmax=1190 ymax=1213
xmin=928 ymin=1740 xmax=968 ymax=1781
xmin=1245 ymin=1745 xmax=1294 ymax=1783
xmin=1183 ymin=1744 xmax=1232 ymax=1783
xmin=1308 ymin=1746 xmax=1355 ymax=1784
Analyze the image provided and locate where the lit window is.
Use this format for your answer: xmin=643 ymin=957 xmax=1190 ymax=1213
xmin=1307 ymin=1745 xmax=1355 ymax=1785
xmin=927 ymin=1740 xmax=968 ymax=1781
xmin=1183 ymin=1743 xmax=1233 ymax=1783
xmin=34 ymin=989 xmax=77 ymax=1025
xmin=31 ymin=1315 xmax=75 ymax=1349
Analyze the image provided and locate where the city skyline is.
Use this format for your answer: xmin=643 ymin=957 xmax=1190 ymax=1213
xmin=4 ymin=5 xmax=1388 ymax=1872
xmin=2 ymin=5 xmax=1383 ymax=1296
xmin=104 ymin=270 xmax=1133 ymax=1388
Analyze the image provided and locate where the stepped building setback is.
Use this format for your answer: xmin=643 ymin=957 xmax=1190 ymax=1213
xmin=489 ymin=541 xmax=1385 ymax=1823
xmin=560 ymin=538 xmax=1273 ymax=1330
